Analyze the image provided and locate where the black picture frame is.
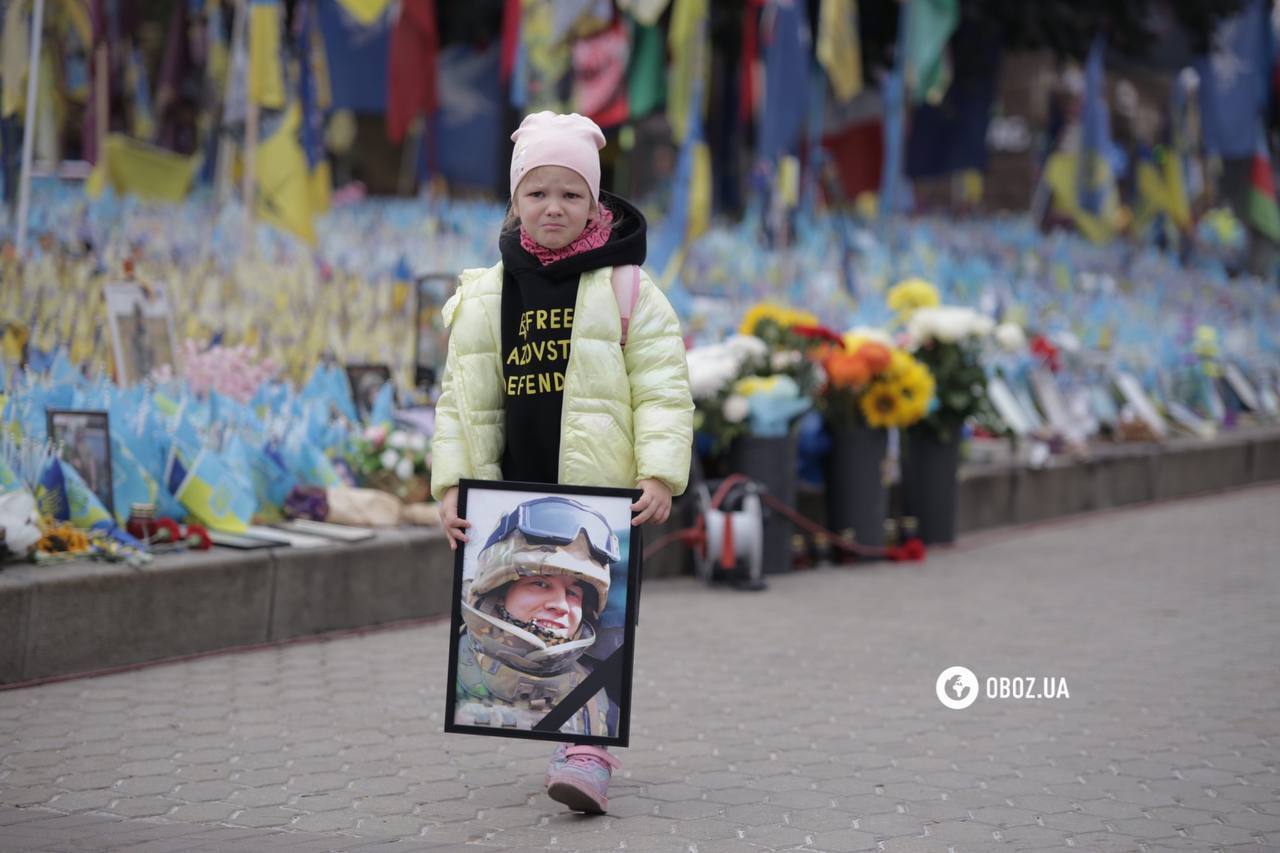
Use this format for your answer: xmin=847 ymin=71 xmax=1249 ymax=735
xmin=344 ymin=363 xmax=393 ymax=423
xmin=444 ymin=479 xmax=643 ymax=747
xmin=413 ymin=273 xmax=457 ymax=391
xmin=46 ymin=409 xmax=114 ymax=515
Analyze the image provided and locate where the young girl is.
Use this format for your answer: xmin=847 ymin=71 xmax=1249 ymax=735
xmin=431 ymin=111 xmax=694 ymax=814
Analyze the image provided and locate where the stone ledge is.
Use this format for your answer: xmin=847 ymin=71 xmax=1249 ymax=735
xmin=2 ymin=427 xmax=1277 ymax=684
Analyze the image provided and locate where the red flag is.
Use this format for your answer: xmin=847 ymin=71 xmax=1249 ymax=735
xmin=386 ymin=0 xmax=439 ymax=144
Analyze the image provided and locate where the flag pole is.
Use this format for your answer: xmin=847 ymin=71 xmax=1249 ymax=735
xmin=240 ymin=0 xmax=257 ymax=250
xmin=16 ymin=0 xmax=48 ymax=256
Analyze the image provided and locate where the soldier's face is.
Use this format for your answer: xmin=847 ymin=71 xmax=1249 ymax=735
xmin=504 ymin=575 xmax=584 ymax=639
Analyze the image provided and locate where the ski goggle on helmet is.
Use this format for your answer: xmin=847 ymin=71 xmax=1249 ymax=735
xmin=482 ymin=496 xmax=621 ymax=566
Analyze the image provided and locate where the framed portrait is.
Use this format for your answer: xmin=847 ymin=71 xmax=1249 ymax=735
xmin=46 ymin=409 xmax=114 ymax=514
xmin=444 ymin=479 xmax=642 ymax=747
xmin=344 ymin=363 xmax=392 ymax=423
xmin=104 ymin=282 xmax=179 ymax=387
xmin=413 ymin=273 xmax=456 ymax=391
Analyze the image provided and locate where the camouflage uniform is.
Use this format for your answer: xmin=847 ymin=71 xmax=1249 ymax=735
xmin=455 ymin=528 xmax=615 ymax=737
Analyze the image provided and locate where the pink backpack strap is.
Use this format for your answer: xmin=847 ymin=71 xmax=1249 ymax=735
xmin=611 ymin=265 xmax=641 ymax=346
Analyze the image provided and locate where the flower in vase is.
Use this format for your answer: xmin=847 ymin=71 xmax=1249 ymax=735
xmin=407 ymin=432 xmax=428 ymax=453
xmin=387 ymin=431 xmax=409 ymax=450
xmin=994 ymin=322 xmax=1027 ymax=352
xmin=825 ymin=350 xmax=871 ymax=389
xmin=363 ymin=424 xmax=389 ymax=446
xmin=860 ymin=384 xmax=902 ymax=428
xmin=887 ymin=278 xmax=941 ymax=320
xmin=722 ymin=395 xmax=750 ymax=423
xmin=379 ymin=449 xmax=400 ymax=470
xmin=395 ymin=456 xmax=414 ymax=481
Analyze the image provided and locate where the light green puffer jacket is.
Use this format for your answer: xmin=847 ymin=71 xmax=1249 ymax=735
xmin=429 ymin=262 xmax=694 ymax=500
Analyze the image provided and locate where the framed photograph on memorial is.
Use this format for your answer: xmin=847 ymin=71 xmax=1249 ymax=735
xmin=444 ymin=479 xmax=642 ymax=747
xmin=344 ymin=363 xmax=392 ymax=422
xmin=46 ymin=409 xmax=114 ymax=514
xmin=104 ymin=282 xmax=179 ymax=387
xmin=414 ymin=273 xmax=456 ymax=391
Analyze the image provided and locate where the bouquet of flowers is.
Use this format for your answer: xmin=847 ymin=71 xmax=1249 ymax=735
xmin=687 ymin=335 xmax=769 ymax=454
xmin=819 ymin=331 xmax=935 ymax=431
xmin=347 ymin=424 xmax=432 ymax=502
xmin=180 ymin=340 xmax=279 ymax=404
xmin=904 ymin=304 xmax=995 ymax=442
xmin=737 ymin=302 xmax=826 ymax=396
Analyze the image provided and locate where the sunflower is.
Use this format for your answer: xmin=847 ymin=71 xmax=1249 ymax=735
xmin=893 ymin=362 xmax=936 ymax=426
xmin=859 ymin=382 xmax=902 ymax=429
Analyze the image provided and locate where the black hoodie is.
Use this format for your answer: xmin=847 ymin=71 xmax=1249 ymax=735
xmin=498 ymin=192 xmax=647 ymax=484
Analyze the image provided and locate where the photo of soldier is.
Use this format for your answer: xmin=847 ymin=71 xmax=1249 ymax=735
xmin=450 ymin=490 xmax=636 ymax=742
xmin=47 ymin=410 xmax=114 ymax=514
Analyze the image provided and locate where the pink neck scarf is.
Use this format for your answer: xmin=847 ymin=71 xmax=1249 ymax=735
xmin=520 ymin=206 xmax=614 ymax=266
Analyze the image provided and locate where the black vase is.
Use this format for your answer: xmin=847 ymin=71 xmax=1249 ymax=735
xmin=728 ymin=433 xmax=798 ymax=574
xmin=824 ymin=425 xmax=889 ymax=550
xmin=899 ymin=427 xmax=961 ymax=545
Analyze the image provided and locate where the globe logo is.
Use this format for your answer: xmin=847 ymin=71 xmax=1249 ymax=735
xmin=936 ymin=666 xmax=979 ymax=710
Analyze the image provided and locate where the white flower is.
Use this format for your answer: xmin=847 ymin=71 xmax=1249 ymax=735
xmin=380 ymin=449 xmax=400 ymax=470
xmin=908 ymin=306 xmax=994 ymax=345
xmin=722 ymin=395 xmax=750 ymax=423
xmin=770 ymin=350 xmax=801 ymax=371
xmin=724 ymin=334 xmax=768 ymax=363
xmin=407 ymin=432 xmax=428 ymax=453
xmin=395 ymin=456 xmax=414 ymax=480
xmin=994 ymin=322 xmax=1026 ymax=352
xmin=687 ymin=347 xmax=741 ymax=400
xmin=387 ymin=431 xmax=409 ymax=449
xmin=845 ymin=325 xmax=893 ymax=346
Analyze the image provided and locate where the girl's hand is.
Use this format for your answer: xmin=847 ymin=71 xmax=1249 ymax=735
xmin=631 ymin=478 xmax=672 ymax=526
xmin=440 ymin=487 xmax=471 ymax=551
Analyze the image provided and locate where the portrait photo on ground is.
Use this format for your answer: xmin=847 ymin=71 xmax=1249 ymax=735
xmin=444 ymin=480 xmax=641 ymax=747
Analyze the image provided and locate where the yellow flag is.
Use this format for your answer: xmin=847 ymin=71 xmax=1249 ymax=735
xmin=687 ymin=141 xmax=711 ymax=241
xmin=256 ymin=106 xmax=315 ymax=244
xmin=333 ymin=0 xmax=394 ymax=26
xmin=85 ymin=135 xmax=201 ymax=202
xmin=1043 ymin=152 xmax=1116 ymax=244
xmin=309 ymin=158 xmax=332 ymax=215
xmin=667 ymin=0 xmax=709 ymax=143
xmin=1 ymin=0 xmax=29 ymax=118
xmin=817 ymin=0 xmax=863 ymax=102
xmin=248 ymin=0 xmax=286 ymax=108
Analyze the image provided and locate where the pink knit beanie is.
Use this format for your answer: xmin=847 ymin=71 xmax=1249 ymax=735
xmin=509 ymin=112 xmax=607 ymax=201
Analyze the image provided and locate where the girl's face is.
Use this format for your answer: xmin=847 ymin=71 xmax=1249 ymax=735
xmin=504 ymin=574 xmax=585 ymax=640
xmin=514 ymin=165 xmax=595 ymax=250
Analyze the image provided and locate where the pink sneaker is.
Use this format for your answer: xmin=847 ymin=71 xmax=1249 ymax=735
xmin=545 ymin=744 xmax=621 ymax=814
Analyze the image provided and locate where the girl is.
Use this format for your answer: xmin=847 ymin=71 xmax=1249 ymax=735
xmin=431 ymin=111 xmax=694 ymax=814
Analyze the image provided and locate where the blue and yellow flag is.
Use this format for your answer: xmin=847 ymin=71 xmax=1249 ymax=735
xmin=37 ymin=459 xmax=114 ymax=528
xmin=256 ymin=105 xmax=317 ymax=244
xmin=172 ymin=449 xmax=256 ymax=533
xmin=85 ymin=135 xmax=201 ymax=202
xmin=248 ymin=0 xmax=287 ymax=108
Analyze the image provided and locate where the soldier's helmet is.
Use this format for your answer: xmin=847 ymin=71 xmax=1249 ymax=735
xmin=462 ymin=496 xmax=617 ymax=675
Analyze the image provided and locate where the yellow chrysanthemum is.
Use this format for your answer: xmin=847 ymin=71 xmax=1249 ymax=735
xmin=738 ymin=302 xmax=820 ymax=336
xmin=859 ymin=382 xmax=902 ymax=429
xmin=886 ymin=277 xmax=940 ymax=319
xmin=734 ymin=375 xmax=781 ymax=397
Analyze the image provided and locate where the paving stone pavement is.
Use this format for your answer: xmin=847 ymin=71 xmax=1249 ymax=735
xmin=2 ymin=484 xmax=1279 ymax=852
